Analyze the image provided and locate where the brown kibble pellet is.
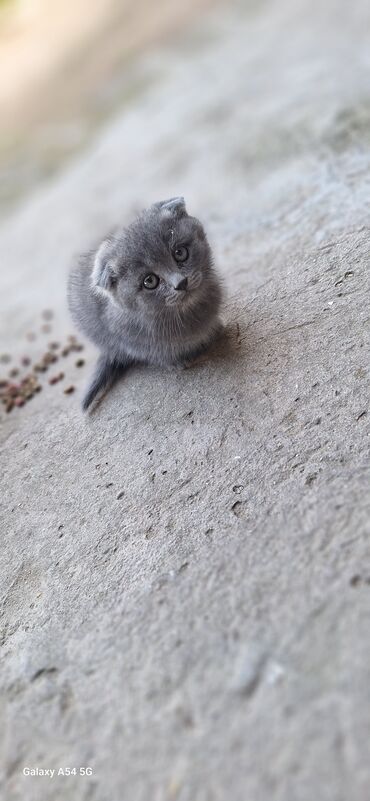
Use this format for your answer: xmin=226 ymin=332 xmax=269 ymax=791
xmin=42 ymin=309 xmax=54 ymax=321
xmin=64 ymin=385 xmax=75 ymax=395
xmin=43 ymin=352 xmax=57 ymax=364
xmin=26 ymin=375 xmax=37 ymax=386
xmin=75 ymin=359 xmax=85 ymax=368
xmin=48 ymin=375 xmax=59 ymax=385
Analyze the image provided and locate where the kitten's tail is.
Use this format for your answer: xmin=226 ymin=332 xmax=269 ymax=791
xmin=82 ymin=354 xmax=132 ymax=411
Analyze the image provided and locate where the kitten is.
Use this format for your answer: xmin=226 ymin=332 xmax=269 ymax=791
xmin=68 ymin=197 xmax=222 ymax=410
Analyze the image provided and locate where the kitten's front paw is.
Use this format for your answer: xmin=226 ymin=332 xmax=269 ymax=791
xmin=166 ymin=358 xmax=206 ymax=373
xmin=181 ymin=353 xmax=210 ymax=369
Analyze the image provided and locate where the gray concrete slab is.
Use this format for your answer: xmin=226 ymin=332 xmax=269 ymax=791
xmin=1 ymin=1 xmax=370 ymax=799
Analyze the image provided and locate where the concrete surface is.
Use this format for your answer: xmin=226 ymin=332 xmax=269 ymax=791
xmin=1 ymin=1 xmax=370 ymax=799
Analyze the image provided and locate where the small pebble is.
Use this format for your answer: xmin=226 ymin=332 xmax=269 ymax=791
xmin=61 ymin=347 xmax=70 ymax=357
xmin=75 ymin=358 xmax=85 ymax=368
xmin=21 ymin=356 xmax=31 ymax=366
xmin=231 ymin=645 xmax=267 ymax=696
xmin=0 ymin=354 xmax=11 ymax=363
xmin=48 ymin=342 xmax=60 ymax=350
xmin=64 ymin=385 xmax=75 ymax=395
xmin=9 ymin=368 xmax=19 ymax=378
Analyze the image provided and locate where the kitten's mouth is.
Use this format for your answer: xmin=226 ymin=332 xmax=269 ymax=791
xmin=166 ymin=291 xmax=190 ymax=307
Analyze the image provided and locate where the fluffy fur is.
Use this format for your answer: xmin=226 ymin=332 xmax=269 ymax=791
xmin=68 ymin=197 xmax=222 ymax=410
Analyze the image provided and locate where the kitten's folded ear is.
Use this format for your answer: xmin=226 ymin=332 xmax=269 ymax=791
xmin=154 ymin=197 xmax=187 ymax=217
xmin=91 ymin=239 xmax=118 ymax=294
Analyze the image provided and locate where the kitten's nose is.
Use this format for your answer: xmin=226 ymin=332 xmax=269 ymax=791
xmin=174 ymin=277 xmax=188 ymax=291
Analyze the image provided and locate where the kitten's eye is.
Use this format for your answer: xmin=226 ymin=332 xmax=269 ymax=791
xmin=143 ymin=273 xmax=159 ymax=290
xmin=173 ymin=246 xmax=189 ymax=263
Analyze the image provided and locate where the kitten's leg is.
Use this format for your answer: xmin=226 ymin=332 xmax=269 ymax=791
xmin=181 ymin=352 xmax=210 ymax=369
xmin=82 ymin=353 xmax=133 ymax=411
xmin=179 ymin=322 xmax=226 ymax=369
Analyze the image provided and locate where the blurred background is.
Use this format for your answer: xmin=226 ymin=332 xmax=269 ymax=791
xmin=0 ymin=0 xmax=217 ymax=211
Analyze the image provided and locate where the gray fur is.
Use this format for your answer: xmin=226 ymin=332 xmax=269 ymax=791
xmin=68 ymin=198 xmax=223 ymax=409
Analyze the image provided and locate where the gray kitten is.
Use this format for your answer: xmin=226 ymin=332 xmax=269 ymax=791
xmin=68 ymin=197 xmax=222 ymax=410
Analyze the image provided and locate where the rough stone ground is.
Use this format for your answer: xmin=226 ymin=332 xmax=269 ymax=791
xmin=1 ymin=1 xmax=370 ymax=799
